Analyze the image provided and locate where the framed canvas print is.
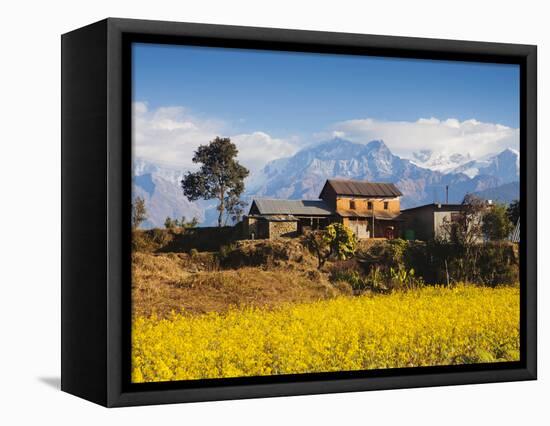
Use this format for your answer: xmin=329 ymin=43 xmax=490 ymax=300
xmin=61 ymin=18 xmax=537 ymax=407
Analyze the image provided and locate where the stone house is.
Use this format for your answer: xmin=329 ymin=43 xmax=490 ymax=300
xmin=244 ymin=199 xmax=333 ymax=239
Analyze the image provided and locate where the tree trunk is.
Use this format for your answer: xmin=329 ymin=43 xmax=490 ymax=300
xmin=218 ymin=187 xmax=225 ymax=227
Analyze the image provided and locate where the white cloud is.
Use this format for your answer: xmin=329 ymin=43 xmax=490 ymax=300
xmin=134 ymin=101 xmax=519 ymax=176
xmin=133 ymin=102 xmax=298 ymax=174
xmin=231 ymin=132 xmax=298 ymax=172
xmin=329 ymin=116 xmax=519 ymax=160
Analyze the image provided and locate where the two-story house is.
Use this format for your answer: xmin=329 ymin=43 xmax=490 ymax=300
xmin=319 ymin=179 xmax=403 ymax=239
xmin=244 ymin=178 xmax=403 ymax=239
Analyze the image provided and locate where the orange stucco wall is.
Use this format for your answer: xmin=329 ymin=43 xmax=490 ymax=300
xmin=334 ymin=196 xmax=400 ymax=215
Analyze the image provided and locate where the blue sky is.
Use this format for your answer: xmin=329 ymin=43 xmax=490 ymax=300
xmin=133 ymin=43 xmax=519 ymax=134
xmin=132 ymin=42 xmax=520 ymax=170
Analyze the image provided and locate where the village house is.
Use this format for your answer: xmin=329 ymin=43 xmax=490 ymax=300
xmin=399 ymin=203 xmax=467 ymax=241
xmin=243 ymin=178 xmax=403 ymax=239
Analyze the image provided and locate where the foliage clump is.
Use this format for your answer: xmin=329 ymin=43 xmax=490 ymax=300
xmin=132 ymin=196 xmax=148 ymax=229
xmin=164 ymin=216 xmax=199 ymax=230
xmin=482 ymin=203 xmax=514 ymax=241
xmin=306 ymin=223 xmax=356 ymax=269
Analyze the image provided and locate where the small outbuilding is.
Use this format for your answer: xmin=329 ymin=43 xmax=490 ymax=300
xmin=243 ymin=199 xmax=334 ymax=239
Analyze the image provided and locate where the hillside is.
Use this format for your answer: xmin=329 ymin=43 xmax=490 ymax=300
xmin=132 ymin=239 xmax=349 ymax=317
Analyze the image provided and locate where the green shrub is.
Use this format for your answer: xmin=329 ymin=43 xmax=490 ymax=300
xmin=476 ymin=242 xmax=518 ymax=286
xmin=218 ymin=243 xmax=238 ymax=262
xmin=330 ymin=270 xmax=368 ymax=292
xmin=356 ymin=239 xmax=517 ymax=287
xmin=132 ymin=229 xmax=175 ymax=252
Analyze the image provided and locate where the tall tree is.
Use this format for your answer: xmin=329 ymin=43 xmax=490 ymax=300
xmin=181 ymin=137 xmax=249 ymax=227
xmin=482 ymin=203 xmax=514 ymax=241
xmin=440 ymin=194 xmax=486 ymax=246
xmin=439 ymin=194 xmax=487 ymax=282
xmin=506 ymin=199 xmax=520 ymax=225
xmin=132 ymin=196 xmax=148 ymax=229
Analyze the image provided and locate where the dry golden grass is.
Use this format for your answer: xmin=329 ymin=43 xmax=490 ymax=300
xmin=132 ymin=252 xmax=349 ymax=317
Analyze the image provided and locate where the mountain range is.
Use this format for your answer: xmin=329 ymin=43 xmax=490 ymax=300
xmin=133 ymin=138 xmax=519 ymax=228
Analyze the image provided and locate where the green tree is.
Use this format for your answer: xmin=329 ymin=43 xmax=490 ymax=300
xmin=506 ymin=199 xmax=520 ymax=225
xmin=181 ymin=216 xmax=199 ymax=229
xmin=306 ymin=223 xmax=356 ymax=269
xmin=224 ymin=194 xmax=247 ymax=225
xmin=440 ymin=194 xmax=485 ymax=246
xmin=164 ymin=216 xmax=177 ymax=229
xmin=176 ymin=216 xmax=186 ymax=228
xmin=439 ymin=194 xmax=486 ymax=282
xmin=306 ymin=230 xmax=332 ymax=269
xmin=181 ymin=137 xmax=249 ymax=227
xmin=482 ymin=203 xmax=514 ymax=241
xmin=165 ymin=216 xmax=199 ymax=229
xmin=132 ymin=196 xmax=148 ymax=229
xmin=326 ymin=223 xmax=357 ymax=260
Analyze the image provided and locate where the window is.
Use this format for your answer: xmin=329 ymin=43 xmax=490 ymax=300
xmin=349 ymin=200 xmax=356 ymax=210
xmin=450 ymin=212 xmax=461 ymax=222
xmin=384 ymin=201 xmax=389 ymax=210
xmin=367 ymin=201 xmax=373 ymax=210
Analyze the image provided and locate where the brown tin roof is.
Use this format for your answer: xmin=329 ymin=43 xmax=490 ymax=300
xmin=321 ymin=179 xmax=403 ymax=198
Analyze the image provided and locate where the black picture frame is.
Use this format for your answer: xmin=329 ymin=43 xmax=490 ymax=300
xmin=61 ymin=17 xmax=537 ymax=407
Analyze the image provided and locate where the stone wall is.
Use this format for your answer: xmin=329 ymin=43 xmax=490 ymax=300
xmin=243 ymin=216 xmax=259 ymax=239
xmin=269 ymin=221 xmax=298 ymax=239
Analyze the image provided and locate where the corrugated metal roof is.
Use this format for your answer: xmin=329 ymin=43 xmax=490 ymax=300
xmin=261 ymin=215 xmax=299 ymax=222
xmin=251 ymin=199 xmax=334 ymax=216
xmin=401 ymin=203 xmax=465 ymax=213
xmin=322 ymin=179 xmax=403 ymax=198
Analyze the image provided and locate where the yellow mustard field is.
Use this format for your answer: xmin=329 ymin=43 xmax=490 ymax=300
xmin=132 ymin=285 xmax=520 ymax=383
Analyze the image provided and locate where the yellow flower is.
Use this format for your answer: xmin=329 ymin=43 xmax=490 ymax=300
xmin=131 ymin=285 xmax=520 ymax=383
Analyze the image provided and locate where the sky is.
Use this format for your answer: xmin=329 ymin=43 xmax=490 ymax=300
xmin=132 ymin=42 xmax=520 ymax=172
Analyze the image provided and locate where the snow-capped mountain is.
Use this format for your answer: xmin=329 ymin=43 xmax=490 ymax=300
xmin=132 ymin=158 xmax=206 ymax=229
xmin=133 ymin=158 xmax=185 ymax=185
xmin=449 ymin=148 xmax=519 ymax=182
xmin=410 ymin=150 xmax=472 ymax=173
xmin=248 ymin=138 xmax=516 ymax=209
xmin=409 ymin=148 xmax=519 ymax=183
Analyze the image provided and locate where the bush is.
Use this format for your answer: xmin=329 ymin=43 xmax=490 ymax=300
xmin=356 ymin=239 xmax=518 ymax=287
xmin=330 ymin=270 xmax=365 ymax=292
xmin=358 ymin=238 xmax=408 ymax=269
xmin=218 ymin=243 xmax=238 ymax=263
xmin=329 ymin=258 xmax=424 ymax=294
xmin=476 ymin=242 xmax=518 ymax=286
xmin=482 ymin=204 xmax=514 ymax=241
xmin=132 ymin=229 xmax=175 ymax=252
xmin=306 ymin=223 xmax=356 ymax=269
